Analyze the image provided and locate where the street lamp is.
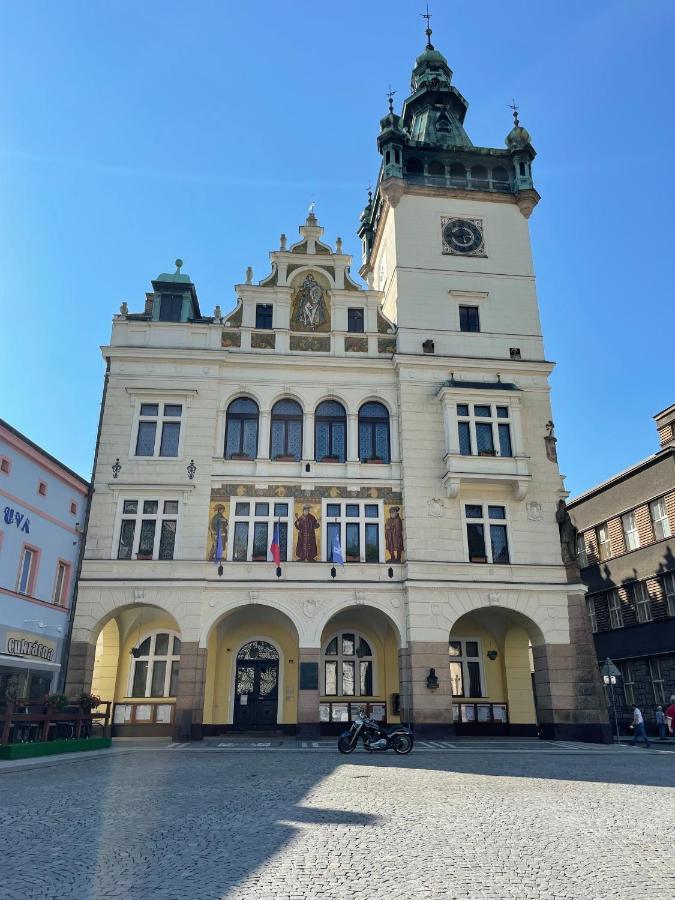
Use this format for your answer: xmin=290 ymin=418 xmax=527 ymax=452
xmin=602 ymin=657 xmax=621 ymax=744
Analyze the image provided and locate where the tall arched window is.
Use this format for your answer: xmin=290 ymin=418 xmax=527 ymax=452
xmin=358 ymin=402 xmax=390 ymax=463
xmin=471 ymin=164 xmax=489 ymax=189
xmin=130 ymin=631 xmax=181 ymax=698
xmin=225 ymin=398 xmax=259 ymax=459
xmin=323 ymin=632 xmax=374 ymax=697
xmin=270 ymin=399 xmax=303 ymax=460
xmin=315 ymin=400 xmax=347 ymax=463
xmin=406 ymin=157 xmax=423 ymax=176
xmin=428 ymin=160 xmax=445 ymax=176
xmin=449 ymin=162 xmax=467 ymax=185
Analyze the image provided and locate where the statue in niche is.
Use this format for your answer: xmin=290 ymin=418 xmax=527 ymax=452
xmin=385 ymin=507 xmax=405 ymax=562
xmin=293 ymin=274 xmax=328 ymax=330
xmin=545 ymin=420 xmax=558 ymax=463
xmin=294 ymin=505 xmax=319 ymax=561
xmin=556 ymin=499 xmax=578 ymax=565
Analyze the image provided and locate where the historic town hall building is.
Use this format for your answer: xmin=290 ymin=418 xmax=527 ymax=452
xmin=66 ymin=30 xmax=609 ymax=741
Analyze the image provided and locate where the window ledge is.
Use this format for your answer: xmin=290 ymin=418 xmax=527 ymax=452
xmin=442 ymin=453 xmax=531 ymax=500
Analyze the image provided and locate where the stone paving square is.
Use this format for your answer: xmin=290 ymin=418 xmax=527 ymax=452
xmin=0 ymin=743 xmax=673 ymax=900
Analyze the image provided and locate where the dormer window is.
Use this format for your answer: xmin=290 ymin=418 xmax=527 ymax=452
xmin=256 ymin=304 xmax=273 ymax=330
xmin=159 ymin=294 xmax=183 ymax=322
xmin=347 ymin=309 xmax=365 ymax=333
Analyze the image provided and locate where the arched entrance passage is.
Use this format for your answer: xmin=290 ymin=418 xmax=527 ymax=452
xmin=83 ymin=604 xmax=183 ymax=736
xmin=233 ymin=640 xmax=280 ymax=727
xmin=318 ymin=605 xmax=402 ymax=734
xmin=449 ymin=607 xmax=544 ymax=737
xmin=203 ymin=604 xmax=299 ymax=734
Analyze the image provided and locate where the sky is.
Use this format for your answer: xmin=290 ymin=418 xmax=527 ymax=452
xmin=1 ymin=0 xmax=673 ymax=497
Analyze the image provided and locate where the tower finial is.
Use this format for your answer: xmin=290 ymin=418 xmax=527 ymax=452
xmin=386 ymin=84 xmax=396 ymax=114
xmin=421 ymin=3 xmax=433 ymax=49
xmin=510 ymin=98 xmax=520 ymax=127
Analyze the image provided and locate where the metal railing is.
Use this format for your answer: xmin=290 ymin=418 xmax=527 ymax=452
xmin=0 ymin=699 xmax=112 ymax=745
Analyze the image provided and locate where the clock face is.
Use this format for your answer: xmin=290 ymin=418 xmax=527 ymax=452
xmin=441 ymin=217 xmax=484 ymax=255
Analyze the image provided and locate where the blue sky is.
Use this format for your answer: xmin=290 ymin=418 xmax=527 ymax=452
xmin=1 ymin=0 xmax=673 ymax=496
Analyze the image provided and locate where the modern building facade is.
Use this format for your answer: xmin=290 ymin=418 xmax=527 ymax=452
xmin=66 ymin=30 xmax=609 ymax=741
xmin=569 ymin=405 xmax=675 ymax=731
xmin=0 ymin=419 xmax=89 ymax=701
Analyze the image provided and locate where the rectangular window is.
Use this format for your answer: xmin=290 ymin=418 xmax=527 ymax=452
xmin=134 ymin=403 xmax=182 ymax=458
xmin=650 ymin=497 xmax=671 ymax=540
xmin=456 ymin=404 xmax=513 ymax=458
xmin=633 ymin=582 xmax=652 ymax=623
xmin=255 ymin=304 xmax=273 ymax=329
xmin=577 ymin=534 xmax=588 ymax=568
xmin=649 ymin=658 xmax=666 ymax=705
xmin=323 ymin=501 xmax=384 ymax=563
xmin=459 ymin=305 xmax=480 ymax=332
xmin=596 ymin=524 xmax=611 ymax=561
xmin=607 ymin=590 xmax=623 ymax=629
xmin=622 ymin=511 xmax=640 ymax=552
xmin=465 ymin=504 xmax=510 ymax=564
xmin=16 ymin=546 xmax=38 ymax=595
xmin=664 ymin=573 xmax=675 ymax=617
xmin=159 ymin=294 xmax=183 ymax=322
xmin=586 ymin=596 xmax=598 ymax=633
xmin=38 ymin=481 xmax=47 ymax=496
xmin=347 ymin=308 xmax=365 ymax=333
xmin=0 ymin=456 xmax=10 ymax=474
xmin=448 ymin=638 xmax=484 ymax=698
xmin=229 ymin=499 xmax=292 ymax=562
xmin=116 ymin=498 xmax=178 ymax=560
xmin=53 ymin=561 xmax=71 ymax=605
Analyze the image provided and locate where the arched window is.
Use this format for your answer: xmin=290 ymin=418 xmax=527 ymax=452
xmin=428 ymin=160 xmax=445 ymax=176
xmin=323 ymin=632 xmax=374 ymax=697
xmin=225 ymin=398 xmax=259 ymax=459
xmin=471 ymin=164 xmax=489 ymax=188
xmin=315 ymin=400 xmax=347 ymax=463
xmin=406 ymin=157 xmax=423 ymax=175
xmin=358 ymin=402 xmax=390 ymax=463
xmin=492 ymin=166 xmax=509 ymax=191
xmin=130 ymin=631 xmax=181 ymax=698
xmin=270 ymin=399 xmax=303 ymax=460
xmin=449 ymin=162 xmax=467 ymax=185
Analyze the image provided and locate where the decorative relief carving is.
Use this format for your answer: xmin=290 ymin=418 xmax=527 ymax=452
xmin=302 ymin=598 xmax=317 ymax=619
xmin=428 ymin=498 xmax=443 ymax=518
xmin=290 ymin=273 xmax=330 ymax=332
xmin=248 ymin=591 xmax=259 ymax=604
xmin=354 ymin=591 xmax=366 ymax=605
xmin=526 ymin=501 xmax=543 ymax=521
xmin=487 ymin=592 xmax=500 ymax=606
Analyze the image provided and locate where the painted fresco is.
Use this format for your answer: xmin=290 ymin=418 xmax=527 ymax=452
xmin=207 ymin=499 xmax=230 ymax=561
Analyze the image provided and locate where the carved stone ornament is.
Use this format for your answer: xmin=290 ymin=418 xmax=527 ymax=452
xmin=354 ymin=590 xmax=366 ymax=605
xmin=555 ymin=499 xmax=577 ymax=565
xmin=428 ymin=498 xmax=443 ymax=518
xmin=544 ymin=420 xmax=558 ymax=463
xmin=526 ymin=501 xmax=543 ymax=522
xmin=303 ymin=598 xmax=317 ymax=619
xmin=487 ymin=592 xmax=500 ymax=606
xmin=248 ymin=591 xmax=259 ymax=604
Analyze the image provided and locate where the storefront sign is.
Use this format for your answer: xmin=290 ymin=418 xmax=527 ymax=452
xmin=3 ymin=506 xmax=30 ymax=533
xmin=6 ymin=632 xmax=56 ymax=662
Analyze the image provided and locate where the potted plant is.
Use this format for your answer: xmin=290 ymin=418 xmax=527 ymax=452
xmin=229 ymin=452 xmax=252 ymax=460
xmin=78 ymin=692 xmax=102 ymax=711
xmin=319 ymin=455 xmax=341 ymax=463
xmin=364 ymin=456 xmax=385 ymax=464
xmin=273 ymin=454 xmax=297 ymax=462
xmin=44 ymin=693 xmax=69 ymax=711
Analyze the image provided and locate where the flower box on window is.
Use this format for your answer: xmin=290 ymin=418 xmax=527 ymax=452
xmin=319 ymin=455 xmax=341 ymax=463
xmin=229 ymin=452 xmax=253 ymax=461
xmin=363 ymin=457 xmax=385 ymax=464
xmin=346 ymin=554 xmax=360 ymax=562
xmin=478 ymin=450 xmax=496 ymax=457
xmin=252 ymin=554 xmax=267 ymax=562
xmin=273 ymin=454 xmax=297 ymax=462
xmin=136 ymin=553 xmax=153 ymax=561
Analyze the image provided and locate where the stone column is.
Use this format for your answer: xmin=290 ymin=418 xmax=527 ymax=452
xmin=347 ymin=414 xmax=359 ymax=462
xmin=406 ymin=641 xmax=454 ymax=738
xmin=258 ymin=411 xmax=271 ymax=459
xmin=297 ymin=648 xmax=321 ymax=738
xmin=173 ymin=642 xmax=208 ymax=741
xmin=533 ymin=592 xmax=611 ymax=743
xmin=64 ymin=641 xmax=96 ymax=698
xmin=303 ymin=412 xmax=314 ymax=462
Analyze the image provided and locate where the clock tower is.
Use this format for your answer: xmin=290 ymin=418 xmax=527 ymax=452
xmin=358 ymin=24 xmax=610 ymax=741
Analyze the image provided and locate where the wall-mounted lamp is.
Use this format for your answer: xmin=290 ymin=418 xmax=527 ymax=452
xmin=276 ymin=566 xmax=282 ymax=578
xmin=426 ymin=667 xmax=439 ymax=690
xmin=487 ymin=650 xmax=498 ymax=661
xmin=330 ymin=566 xmax=337 ymax=579
xmin=217 ymin=564 xmax=223 ymax=576
xmin=387 ymin=567 xmax=394 ymax=579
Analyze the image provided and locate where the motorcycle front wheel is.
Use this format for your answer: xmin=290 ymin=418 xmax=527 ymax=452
xmin=338 ymin=735 xmax=356 ymax=754
xmin=392 ymin=733 xmax=413 ymax=755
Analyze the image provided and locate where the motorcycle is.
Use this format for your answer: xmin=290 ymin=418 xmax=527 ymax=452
xmin=337 ymin=709 xmax=414 ymax=754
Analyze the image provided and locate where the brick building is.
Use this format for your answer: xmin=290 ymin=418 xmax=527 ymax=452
xmin=65 ymin=29 xmax=609 ymax=741
xmin=568 ymin=404 xmax=675 ymax=732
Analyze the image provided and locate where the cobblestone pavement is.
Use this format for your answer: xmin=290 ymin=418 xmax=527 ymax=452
xmin=0 ymin=744 xmax=673 ymax=900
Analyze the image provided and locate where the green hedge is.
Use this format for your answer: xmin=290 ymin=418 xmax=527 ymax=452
xmin=0 ymin=737 xmax=112 ymax=760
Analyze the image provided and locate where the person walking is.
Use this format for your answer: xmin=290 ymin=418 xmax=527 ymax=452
xmin=655 ymin=707 xmax=666 ymax=741
xmin=665 ymin=695 xmax=675 ymax=739
xmin=630 ymin=704 xmax=651 ymax=748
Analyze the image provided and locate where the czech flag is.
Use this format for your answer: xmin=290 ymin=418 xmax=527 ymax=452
xmin=270 ymin=520 xmax=281 ymax=566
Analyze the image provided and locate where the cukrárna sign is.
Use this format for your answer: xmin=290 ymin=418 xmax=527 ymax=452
xmin=6 ymin=633 xmax=56 ymax=662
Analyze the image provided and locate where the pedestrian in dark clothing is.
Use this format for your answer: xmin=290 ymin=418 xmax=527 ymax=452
xmin=655 ymin=707 xmax=666 ymax=741
xmin=630 ymin=705 xmax=651 ymax=748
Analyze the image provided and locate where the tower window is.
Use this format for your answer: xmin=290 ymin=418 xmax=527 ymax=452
xmin=158 ymin=294 xmax=183 ymax=322
xmin=347 ymin=308 xmax=365 ymax=333
xmin=255 ymin=304 xmax=273 ymax=330
xmin=459 ymin=306 xmax=480 ymax=332
xmin=449 ymin=162 xmax=467 ymax=185
xmin=406 ymin=158 xmax=423 ymax=176
xmin=519 ymin=162 xmax=526 ymax=176
xmin=428 ymin=160 xmax=445 ymax=176
xmin=471 ymin=165 xmax=489 ymax=189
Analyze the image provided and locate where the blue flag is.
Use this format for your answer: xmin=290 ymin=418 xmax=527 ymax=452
xmin=214 ymin=522 xmax=223 ymax=564
xmin=331 ymin=529 xmax=345 ymax=566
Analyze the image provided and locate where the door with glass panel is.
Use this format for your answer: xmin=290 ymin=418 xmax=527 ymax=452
xmin=233 ymin=641 xmax=279 ymax=727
